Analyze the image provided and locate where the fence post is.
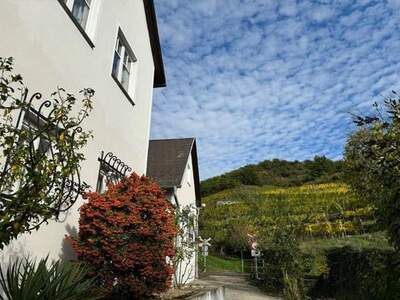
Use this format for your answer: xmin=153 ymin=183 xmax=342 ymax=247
xmin=204 ymin=254 xmax=206 ymax=272
xmin=255 ymin=256 xmax=258 ymax=279
xmin=241 ymin=249 xmax=244 ymax=273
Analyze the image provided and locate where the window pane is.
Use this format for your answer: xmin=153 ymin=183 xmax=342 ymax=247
xmin=96 ymin=172 xmax=105 ymax=193
xmin=72 ymin=0 xmax=90 ymax=29
xmin=124 ymin=55 xmax=132 ymax=73
xmin=116 ymin=39 xmax=123 ymax=55
xmin=112 ymin=51 xmax=120 ymax=78
xmin=123 ymin=51 xmax=129 ymax=65
xmin=121 ymin=66 xmax=130 ymax=91
xmin=38 ymin=138 xmax=51 ymax=156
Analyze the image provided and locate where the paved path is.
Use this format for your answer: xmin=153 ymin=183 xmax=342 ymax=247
xmin=199 ymin=272 xmax=282 ymax=300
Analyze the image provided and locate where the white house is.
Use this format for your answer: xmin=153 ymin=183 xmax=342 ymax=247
xmin=0 ymin=0 xmax=166 ymax=262
xmin=147 ymin=138 xmax=202 ymax=284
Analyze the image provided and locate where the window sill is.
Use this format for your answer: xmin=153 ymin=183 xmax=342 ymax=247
xmin=111 ymin=74 xmax=135 ymax=107
xmin=57 ymin=0 xmax=95 ymax=49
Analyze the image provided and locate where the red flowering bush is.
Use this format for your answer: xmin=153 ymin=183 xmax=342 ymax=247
xmin=69 ymin=173 xmax=176 ymax=299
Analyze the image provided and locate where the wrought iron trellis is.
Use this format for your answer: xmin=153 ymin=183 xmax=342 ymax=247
xmin=96 ymin=151 xmax=132 ymax=192
xmin=0 ymin=88 xmax=88 ymax=227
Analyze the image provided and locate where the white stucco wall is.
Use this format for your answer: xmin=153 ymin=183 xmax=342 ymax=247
xmin=175 ymin=153 xmax=198 ymax=284
xmin=177 ymin=153 xmax=197 ymax=208
xmin=0 ymin=0 xmax=156 ymax=262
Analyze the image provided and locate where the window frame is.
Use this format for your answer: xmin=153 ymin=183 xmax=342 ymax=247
xmin=21 ymin=109 xmax=54 ymax=157
xmin=96 ymin=164 xmax=121 ymax=194
xmin=57 ymin=0 xmax=95 ymax=48
xmin=111 ymin=28 xmax=137 ymax=107
xmin=71 ymin=0 xmax=92 ymax=30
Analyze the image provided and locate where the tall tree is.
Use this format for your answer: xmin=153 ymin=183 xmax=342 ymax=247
xmin=344 ymin=93 xmax=400 ymax=250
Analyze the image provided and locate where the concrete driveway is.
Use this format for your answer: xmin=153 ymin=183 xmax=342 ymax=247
xmin=199 ymin=272 xmax=282 ymax=300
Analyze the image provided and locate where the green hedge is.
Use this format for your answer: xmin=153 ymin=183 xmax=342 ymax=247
xmin=311 ymin=246 xmax=400 ymax=300
xmin=261 ymin=248 xmax=304 ymax=291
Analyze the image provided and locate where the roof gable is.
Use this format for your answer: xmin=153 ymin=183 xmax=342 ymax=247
xmin=147 ymin=138 xmax=201 ymax=206
xmin=147 ymin=138 xmax=194 ymax=187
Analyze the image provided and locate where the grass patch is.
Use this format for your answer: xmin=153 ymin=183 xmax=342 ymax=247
xmin=300 ymin=231 xmax=392 ymax=254
xmin=199 ymin=254 xmax=245 ymax=273
xmin=300 ymin=232 xmax=393 ymax=276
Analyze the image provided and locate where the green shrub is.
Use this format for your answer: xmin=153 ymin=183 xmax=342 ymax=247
xmin=311 ymin=246 xmax=400 ymax=300
xmin=260 ymin=226 xmax=305 ymax=293
xmin=0 ymin=257 xmax=97 ymax=300
xmin=283 ymin=272 xmax=305 ymax=300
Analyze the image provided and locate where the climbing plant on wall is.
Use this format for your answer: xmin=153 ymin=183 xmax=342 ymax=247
xmin=0 ymin=57 xmax=93 ymax=248
xmin=173 ymin=205 xmax=198 ymax=288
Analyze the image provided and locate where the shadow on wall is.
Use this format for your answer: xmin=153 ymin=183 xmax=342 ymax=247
xmin=59 ymin=224 xmax=78 ymax=260
xmin=0 ymin=238 xmax=31 ymax=268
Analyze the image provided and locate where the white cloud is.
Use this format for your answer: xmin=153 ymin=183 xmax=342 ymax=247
xmin=279 ymin=1 xmax=298 ymax=17
xmin=152 ymin=0 xmax=400 ymax=179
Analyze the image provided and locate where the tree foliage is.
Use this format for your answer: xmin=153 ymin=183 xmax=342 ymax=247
xmin=259 ymin=224 xmax=306 ymax=297
xmin=344 ymin=93 xmax=400 ymax=250
xmin=0 ymin=57 xmax=93 ymax=248
xmin=70 ymin=173 xmax=176 ymax=299
xmin=201 ymin=157 xmax=344 ymax=197
xmin=312 ymin=246 xmax=400 ymax=300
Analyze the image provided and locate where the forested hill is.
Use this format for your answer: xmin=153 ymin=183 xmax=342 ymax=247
xmin=201 ymin=156 xmax=344 ymax=197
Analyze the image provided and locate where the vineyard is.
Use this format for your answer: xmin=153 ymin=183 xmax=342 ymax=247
xmin=200 ymin=183 xmax=385 ymax=251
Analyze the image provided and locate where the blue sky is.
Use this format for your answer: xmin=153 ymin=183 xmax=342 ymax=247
xmin=150 ymin=0 xmax=400 ymax=179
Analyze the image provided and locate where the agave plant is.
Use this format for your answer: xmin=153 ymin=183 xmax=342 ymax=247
xmin=0 ymin=257 xmax=98 ymax=300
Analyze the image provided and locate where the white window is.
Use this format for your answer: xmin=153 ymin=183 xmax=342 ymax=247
xmin=96 ymin=167 xmax=119 ymax=194
xmin=21 ymin=110 xmax=52 ymax=157
xmin=112 ymin=29 xmax=137 ymax=96
xmin=63 ymin=0 xmax=92 ymax=30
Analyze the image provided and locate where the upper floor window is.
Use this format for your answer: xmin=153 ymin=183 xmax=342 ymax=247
xmin=58 ymin=0 xmax=95 ymax=48
xmin=63 ymin=0 xmax=91 ymax=29
xmin=111 ymin=29 xmax=137 ymax=105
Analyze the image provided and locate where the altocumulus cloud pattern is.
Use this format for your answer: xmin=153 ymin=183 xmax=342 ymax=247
xmin=151 ymin=0 xmax=400 ymax=179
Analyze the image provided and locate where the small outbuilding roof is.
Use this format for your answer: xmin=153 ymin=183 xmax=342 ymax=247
xmin=147 ymin=138 xmax=201 ymax=206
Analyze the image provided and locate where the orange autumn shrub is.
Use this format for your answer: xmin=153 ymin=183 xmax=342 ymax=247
xmin=69 ymin=173 xmax=176 ymax=299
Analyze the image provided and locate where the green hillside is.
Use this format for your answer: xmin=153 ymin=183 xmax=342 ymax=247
xmin=199 ymin=183 xmax=389 ymax=255
xmin=201 ymin=156 xmax=344 ymax=197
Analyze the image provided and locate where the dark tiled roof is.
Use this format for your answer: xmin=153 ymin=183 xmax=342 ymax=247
xmin=147 ymin=138 xmax=194 ymax=188
xmin=147 ymin=138 xmax=201 ymax=206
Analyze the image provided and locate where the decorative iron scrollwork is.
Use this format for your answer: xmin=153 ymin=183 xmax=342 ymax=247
xmin=0 ymin=88 xmax=90 ymax=226
xmin=96 ymin=151 xmax=132 ymax=192
xmin=99 ymin=151 xmax=132 ymax=176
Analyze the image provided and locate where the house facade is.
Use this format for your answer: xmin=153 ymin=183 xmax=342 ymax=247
xmin=0 ymin=0 xmax=165 ymax=262
xmin=147 ymin=138 xmax=201 ymax=284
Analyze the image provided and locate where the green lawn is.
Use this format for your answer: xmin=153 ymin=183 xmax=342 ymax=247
xmin=199 ymin=254 xmax=245 ymax=273
xmin=300 ymin=231 xmax=392 ymax=254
